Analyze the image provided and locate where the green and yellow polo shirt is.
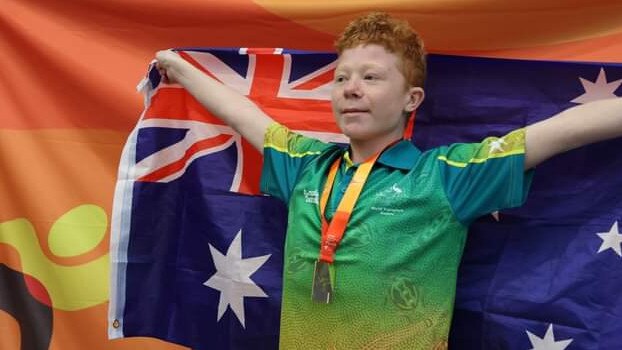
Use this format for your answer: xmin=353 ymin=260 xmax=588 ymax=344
xmin=260 ymin=123 xmax=533 ymax=349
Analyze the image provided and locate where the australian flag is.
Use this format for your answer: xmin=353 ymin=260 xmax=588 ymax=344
xmin=109 ymin=48 xmax=622 ymax=349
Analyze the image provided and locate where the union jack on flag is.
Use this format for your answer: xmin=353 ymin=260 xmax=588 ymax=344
xmin=132 ymin=48 xmax=346 ymax=194
xmin=109 ymin=48 xmax=347 ymax=349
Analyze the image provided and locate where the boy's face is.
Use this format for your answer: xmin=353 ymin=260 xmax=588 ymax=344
xmin=331 ymin=44 xmax=422 ymax=144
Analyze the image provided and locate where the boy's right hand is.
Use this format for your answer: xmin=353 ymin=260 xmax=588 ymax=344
xmin=155 ymin=49 xmax=185 ymax=84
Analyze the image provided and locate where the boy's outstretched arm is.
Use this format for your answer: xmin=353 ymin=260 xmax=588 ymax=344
xmin=155 ymin=50 xmax=274 ymax=153
xmin=525 ymin=98 xmax=622 ymax=170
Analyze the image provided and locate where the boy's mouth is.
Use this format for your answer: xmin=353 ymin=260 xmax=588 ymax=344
xmin=341 ymin=108 xmax=369 ymax=114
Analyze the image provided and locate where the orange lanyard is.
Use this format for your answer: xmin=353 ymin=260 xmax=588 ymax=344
xmin=318 ymin=152 xmax=381 ymax=263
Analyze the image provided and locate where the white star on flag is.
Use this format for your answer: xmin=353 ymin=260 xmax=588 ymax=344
xmin=204 ymin=230 xmax=271 ymax=328
xmin=571 ymin=68 xmax=622 ymax=104
xmin=526 ymin=324 xmax=573 ymax=350
xmin=596 ymin=221 xmax=622 ymax=257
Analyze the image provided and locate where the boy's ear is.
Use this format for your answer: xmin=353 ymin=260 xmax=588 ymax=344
xmin=405 ymin=87 xmax=425 ymax=113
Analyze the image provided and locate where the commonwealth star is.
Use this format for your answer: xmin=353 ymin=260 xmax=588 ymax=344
xmin=204 ymin=230 xmax=271 ymax=328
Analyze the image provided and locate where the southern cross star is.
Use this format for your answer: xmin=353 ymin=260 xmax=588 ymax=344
xmin=571 ymin=68 xmax=622 ymax=104
xmin=204 ymin=230 xmax=271 ymax=328
xmin=596 ymin=221 xmax=622 ymax=257
xmin=526 ymin=324 xmax=573 ymax=350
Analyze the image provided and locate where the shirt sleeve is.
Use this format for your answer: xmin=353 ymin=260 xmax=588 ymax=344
xmin=260 ymin=122 xmax=331 ymax=204
xmin=437 ymin=128 xmax=534 ymax=225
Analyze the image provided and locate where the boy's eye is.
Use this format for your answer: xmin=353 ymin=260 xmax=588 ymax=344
xmin=335 ymin=75 xmax=346 ymax=83
xmin=364 ymin=74 xmax=378 ymax=80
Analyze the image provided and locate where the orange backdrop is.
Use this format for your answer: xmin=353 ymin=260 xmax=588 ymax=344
xmin=1 ymin=1 xmax=621 ymax=348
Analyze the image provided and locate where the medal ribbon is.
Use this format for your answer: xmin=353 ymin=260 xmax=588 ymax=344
xmin=318 ymin=150 xmax=383 ymax=263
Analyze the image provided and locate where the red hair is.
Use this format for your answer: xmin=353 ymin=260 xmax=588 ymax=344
xmin=335 ymin=12 xmax=427 ymax=88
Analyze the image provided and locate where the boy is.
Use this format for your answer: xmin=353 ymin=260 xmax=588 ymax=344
xmin=155 ymin=12 xmax=622 ymax=349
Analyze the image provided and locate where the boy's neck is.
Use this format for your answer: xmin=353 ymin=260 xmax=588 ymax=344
xmin=349 ymin=137 xmax=401 ymax=163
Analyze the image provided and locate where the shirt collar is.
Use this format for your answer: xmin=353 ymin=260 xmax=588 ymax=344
xmin=343 ymin=140 xmax=421 ymax=171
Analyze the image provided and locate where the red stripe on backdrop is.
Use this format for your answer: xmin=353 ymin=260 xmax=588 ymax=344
xmin=447 ymin=30 xmax=622 ymax=62
xmin=0 ymin=0 xmax=334 ymax=131
xmin=254 ymin=0 xmax=622 ymax=55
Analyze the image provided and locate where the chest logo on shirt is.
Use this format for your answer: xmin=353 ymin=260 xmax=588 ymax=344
xmin=303 ymin=189 xmax=319 ymax=204
xmin=387 ymin=276 xmax=419 ymax=311
xmin=371 ymin=183 xmax=406 ymax=216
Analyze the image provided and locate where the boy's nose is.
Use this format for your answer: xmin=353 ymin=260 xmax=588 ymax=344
xmin=343 ymin=78 xmax=362 ymax=98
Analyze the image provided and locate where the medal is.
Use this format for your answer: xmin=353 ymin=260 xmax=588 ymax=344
xmin=312 ymin=260 xmax=335 ymax=303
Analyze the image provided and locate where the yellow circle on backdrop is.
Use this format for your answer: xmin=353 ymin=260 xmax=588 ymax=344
xmin=48 ymin=204 xmax=107 ymax=257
